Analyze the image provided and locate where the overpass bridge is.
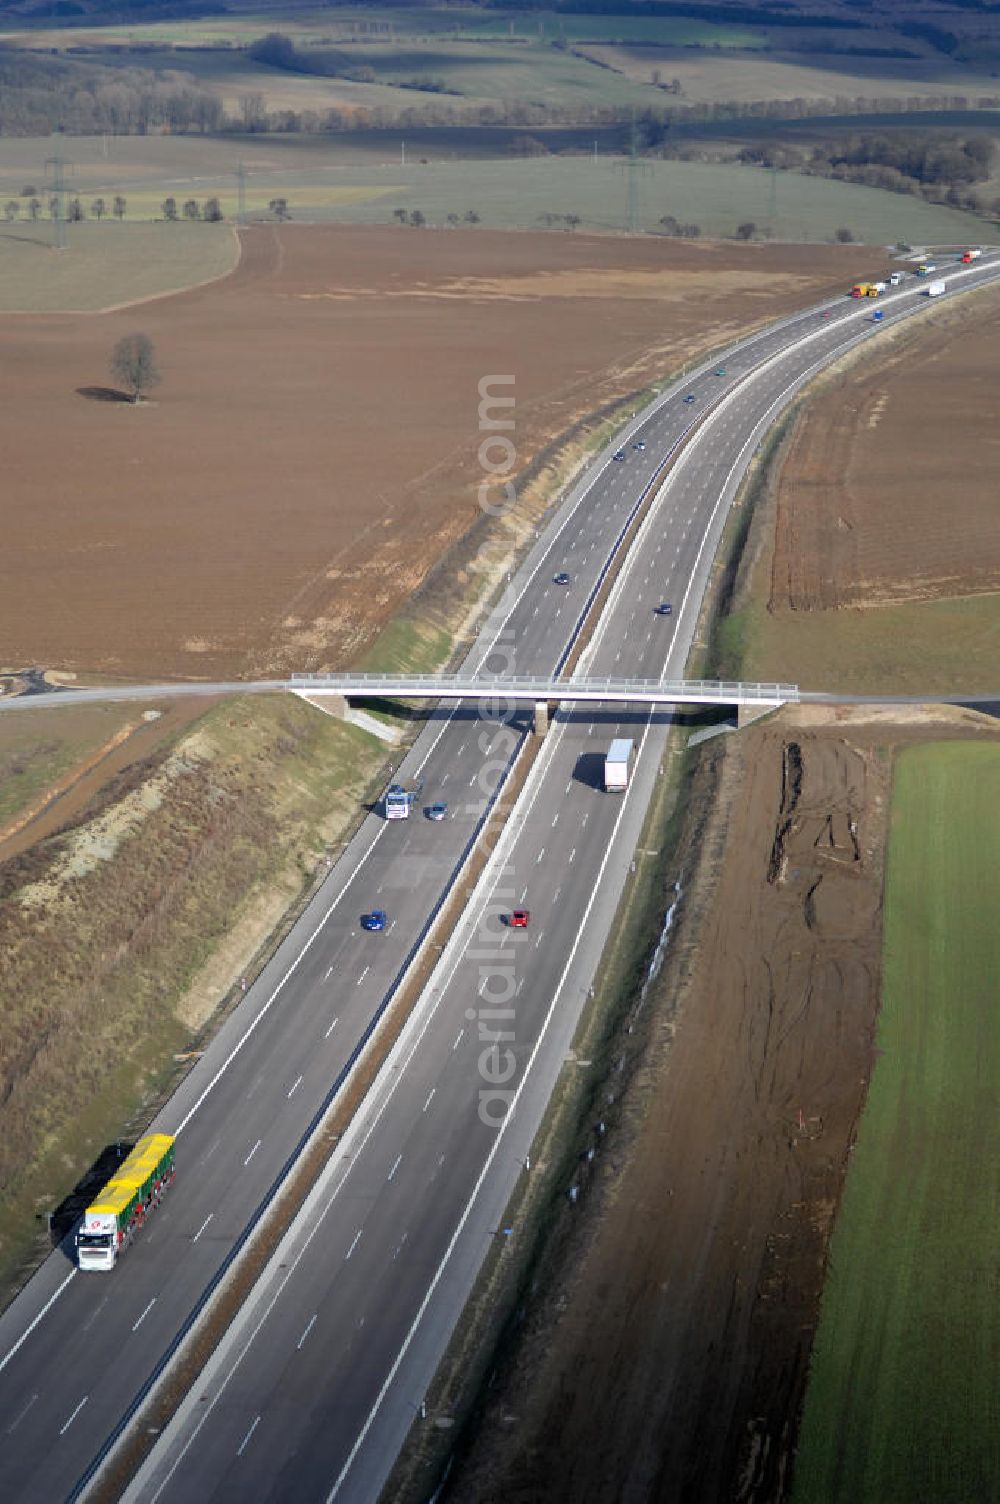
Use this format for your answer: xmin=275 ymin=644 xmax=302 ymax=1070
xmin=290 ymin=673 xmax=799 ymax=710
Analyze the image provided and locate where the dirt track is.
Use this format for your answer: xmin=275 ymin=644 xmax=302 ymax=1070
xmin=0 ymin=227 xmax=870 ymax=680
xmin=445 ymin=705 xmax=1000 ymax=1504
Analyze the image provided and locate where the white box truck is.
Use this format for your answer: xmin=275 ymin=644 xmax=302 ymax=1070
xmin=604 ymin=738 xmax=634 ymax=792
xmin=926 ymin=279 xmax=946 ymax=297
xmin=384 ymin=782 xmax=421 ymax=819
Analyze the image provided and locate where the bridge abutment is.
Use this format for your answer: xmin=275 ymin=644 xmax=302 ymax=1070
xmin=295 ymin=692 xmax=349 ymax=719
xmin=737 ymin=701 xmax=778 ymax=729
xmin=533 ymin=702 xmax=549 ymax=736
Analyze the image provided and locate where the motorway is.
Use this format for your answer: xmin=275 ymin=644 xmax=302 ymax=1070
xmin=1 ymin=252 xmax=997 ymax=1504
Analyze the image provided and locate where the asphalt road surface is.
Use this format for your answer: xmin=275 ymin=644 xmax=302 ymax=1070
xmin=1 ymin=253 xmax=997 ymax=1504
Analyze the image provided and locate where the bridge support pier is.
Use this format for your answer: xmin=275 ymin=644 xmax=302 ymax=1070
xmin=533 ymin=701 xmax=549 ymax=736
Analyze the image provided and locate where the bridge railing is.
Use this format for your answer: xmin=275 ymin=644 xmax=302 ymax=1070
xmin=289 ymin=673 xmax=799 ymax=704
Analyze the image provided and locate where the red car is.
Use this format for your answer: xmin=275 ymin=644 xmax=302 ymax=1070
xmin=509 ymin=909 xmax=530 ymax=929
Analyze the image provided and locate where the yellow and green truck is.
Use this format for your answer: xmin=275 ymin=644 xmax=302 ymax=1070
xmin=75 ymin=1133 xmax=175 ymax=1271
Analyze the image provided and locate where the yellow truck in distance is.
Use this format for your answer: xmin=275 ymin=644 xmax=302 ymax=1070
xmin=851 ymin=282 xmax=882 ymax=298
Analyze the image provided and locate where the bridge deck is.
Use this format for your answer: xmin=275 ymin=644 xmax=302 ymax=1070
xmin=290 ymin=674 xmax=799 ymax=707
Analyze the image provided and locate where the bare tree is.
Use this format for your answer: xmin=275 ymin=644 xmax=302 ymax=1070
xmin=110 ymin=334 xmax=161 ymax=403
xmin=409 ymin=208 xmax=426 ymax=227
xmin=183 ymin=199 xmax=201 ymax=220
xmin=68 ymin=197 xmax=84 ymax=222
xmin=392 ymin=208 xmax=408 ymax=224
xmin=464 ymin=209 xmax=480 ymax=224
xmin=5 ymin=201 xmax=19 ymax=222
xmin=835 ymin=226 xmax=855 ymax=242
xmin=240 ymin=92 xmax=267 ymax=132
xmin=113 ymin=195 xmax=127 ymax=221
xmin=28 ymin=197 xmax=41 ymax=221
xmin=736 ymin=220 xmax=757 ymax=240
xmin=162 ymin=197 xmax=178 ymax=222
xmin=203 ymin=198 xmax=223 ymax=222
xmin=92 ymin=197 xmax=106 ymax=221
xmin=268 ymin=197 xmax=290 ymax=221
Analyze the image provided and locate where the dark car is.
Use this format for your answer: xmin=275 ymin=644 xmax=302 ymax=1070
xmin=612 ymin=449 xmax=626 ymax=461
xmin=425 ymin=801 xmax=448 ymax=821
xmin=362 ymin=909 xmax=388 ymax=932
xmin=684 ymin=393 xmax=696 ymax=404
xmin=714 ymin=367 xmax=726 ymax=377
xmin=509 ymin=909 xmax=530 ymax=929
xmin=655 ymin=602 xmax=673 ymax=616
xmin=553 ymin=571 xmax=571 ymax=586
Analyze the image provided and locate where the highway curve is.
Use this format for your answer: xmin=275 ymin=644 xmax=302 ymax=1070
xmin=0 ymin=252 xmax=997 ymax=1504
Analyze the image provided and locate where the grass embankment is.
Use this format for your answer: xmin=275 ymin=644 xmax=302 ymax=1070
xmin=792 ymin=741 xmax=1000 ymax=1504
xmin=0 ymin=693 xmax=385 ymax=1303
xmin=0 ymin=221 xmax=237 ymax=312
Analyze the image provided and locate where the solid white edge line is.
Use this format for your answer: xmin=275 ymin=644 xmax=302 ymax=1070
xmin=0 ymin=1270 xmax=77 ymax=1379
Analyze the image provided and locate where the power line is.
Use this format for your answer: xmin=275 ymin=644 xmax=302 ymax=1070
xmin=627 ymin=112 xmax=639 ymax=233
xmin=45 ymin=147 xmax=71 ymax=250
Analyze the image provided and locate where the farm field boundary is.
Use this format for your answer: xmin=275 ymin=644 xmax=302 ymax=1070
xmin=791 ymin=740 xmax=1000 ymax=1504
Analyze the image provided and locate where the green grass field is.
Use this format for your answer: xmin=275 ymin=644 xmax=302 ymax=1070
xmin=1 ymin=137 xmax=988 ymax=257
xmin=0 ymin=8 xmax=783 ymax=51
xmin=740 ymin=593 xmax=1000 ymax=697
xmin=295 ymin=156 xmax=989 ymax=242
xmin=791 ymin=740 xmax=1000 ymax=1504
xmin=0 ymin=220 xmax=237 ymax=311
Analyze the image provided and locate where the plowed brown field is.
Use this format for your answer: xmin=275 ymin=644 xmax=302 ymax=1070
xmin=443 ymin=705 xmax=1000 ymax=1504
xmin=0 ymin=227 xmax=870 ymax=681
xmin=770 ymin=283 xmax=1000 ymax=613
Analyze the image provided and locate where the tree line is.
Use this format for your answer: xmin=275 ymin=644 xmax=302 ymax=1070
xmin=3 ymin=192 xmax=125 ymax=223
xmin=3 ymin=41 xmax=1000 ymax=140
xmin=731 ymin=131 xmax=996 ymax=217
xmin=0 ymin=47 xmax=224 ymax=136
xmin=1 ymin=193 xmax=295 ymax=224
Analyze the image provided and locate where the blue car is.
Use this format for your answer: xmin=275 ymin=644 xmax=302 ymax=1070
xmin=362 ymin=909 xmax=387 ymax=932
xmin=612 ymin=449 xmax=626 ymax=461
xmin=684 ymin=393 xmax=696 ymax=404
